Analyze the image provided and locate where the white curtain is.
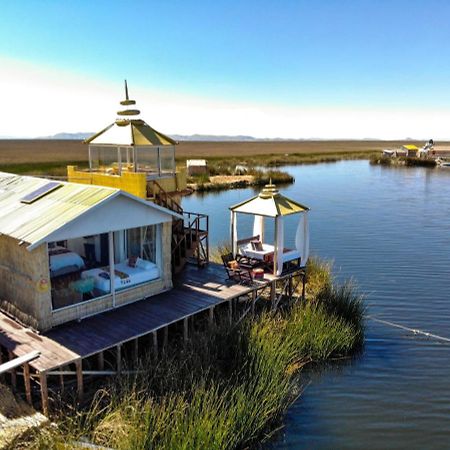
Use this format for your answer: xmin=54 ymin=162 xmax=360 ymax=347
xmin=295 ymin=212 xmax=309 ymax=266
xmin=275 ymin=216 xmax=284 ymax=276
xmin=231 ymin=211 xmax=238 ymax=256
xmin=253 ymin=215 xmax=264 ymax=242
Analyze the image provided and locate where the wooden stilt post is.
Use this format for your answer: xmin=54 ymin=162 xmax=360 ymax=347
xmin=163 ymin=326 xmax=168 ymax=350
xmin=39 ymin=372 xmax=49 ymax=415
xmin=152 ymin=331 xmax=158 ymax=358
xmin=116 ymin=345 xmax=122 ymax=375
xmin=97 ymin=352 xmax=104 ymax=371
xmin=75 ymin=360 xmax=83 ymax=402
xmin=8 ymin=352 xmax=17 ymax=389
xmin=133 ymin=339 xmax=139 ymax=364
xmin=59 ymin=367 xmax=65 ymax=394
xmin=23 ymin=363 xmax=32 ymax=405
xmin=183 ymin=317 xmax=189 ymax=342
xmin=228 ymin=300 xmax=233 ymax=324
xmin=288 ymin=276 xmax=293 ymax=300
xmin=251 ymin=290 xmax=256 ymax=316
xmin=0 ymin=349 xmax=4 ymax=382
xmin=208 ymin=306 xmax=214 ymax=327
xmin=302 ymin=273 xmax=306 ymax=300
xmin=270 ymin=280 xmax=276 ymax=310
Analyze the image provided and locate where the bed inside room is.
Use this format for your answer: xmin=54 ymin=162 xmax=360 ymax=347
xmin=49 ymin=224 xmax=162 ymax=310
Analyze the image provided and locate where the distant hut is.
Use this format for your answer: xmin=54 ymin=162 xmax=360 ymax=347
xmin=402 ymin=145 xmax=419 ymax=158
xmin=187 ymin=159 xmax=208 ymax=176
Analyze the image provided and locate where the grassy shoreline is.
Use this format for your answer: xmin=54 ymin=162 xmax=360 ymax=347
xmin=15 ymin=257 xmax=365 ymax=449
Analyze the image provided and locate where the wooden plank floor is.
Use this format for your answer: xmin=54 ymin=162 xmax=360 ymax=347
xmin=0 ymin=263 xmax=271 ymax=373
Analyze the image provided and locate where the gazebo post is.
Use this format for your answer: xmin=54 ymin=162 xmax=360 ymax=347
xmin=273 ymin=216 xmax=278 ymax=276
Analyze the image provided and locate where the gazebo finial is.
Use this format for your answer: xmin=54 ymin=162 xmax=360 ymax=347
xmin=124 ymin=79 xmax=129 ymax=101
xmin=118 ymin=80 xmax=140 ymax=116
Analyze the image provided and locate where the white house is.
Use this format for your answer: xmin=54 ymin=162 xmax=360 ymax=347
xmin=0 ymin=172 xmax=180 ymax=331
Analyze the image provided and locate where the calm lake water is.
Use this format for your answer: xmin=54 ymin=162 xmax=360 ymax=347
xmin=182 ymin=160 xmax=450 ymax=449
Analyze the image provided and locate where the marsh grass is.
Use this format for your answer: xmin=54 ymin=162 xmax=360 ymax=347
xmin=21 ymin=257 xmax=364 ymax=450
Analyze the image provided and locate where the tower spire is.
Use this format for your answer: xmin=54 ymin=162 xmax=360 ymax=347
xmin=124 ymin=79 xmax=129 ymax=101
xmin=118 ymin=79 xmax=140 ymax=116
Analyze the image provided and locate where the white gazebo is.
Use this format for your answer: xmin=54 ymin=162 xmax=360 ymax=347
xmin=229 ymin=182 xmax=310 ymax=276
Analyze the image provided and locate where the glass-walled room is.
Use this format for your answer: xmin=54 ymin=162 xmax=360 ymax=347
xmin=49 ymin=225 xmax=162 ymax=310
xmin=88 ymin=145 xmax=175 ymax=177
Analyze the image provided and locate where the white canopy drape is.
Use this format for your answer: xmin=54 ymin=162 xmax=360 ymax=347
xmin=295 ymin=211 xmax=309 ymax=266
xmin=253 ymin=215 xmax=264 ymax=241
xmin=275 ymin=216 xmax=284 ymax=276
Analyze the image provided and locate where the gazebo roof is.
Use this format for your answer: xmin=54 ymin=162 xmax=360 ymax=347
xmin=85 ymin=80 xmax=176 ymax=147
xmin=230 ymin=182 xmax=309 ymax=217
xmin=85 ymin=119 xmax=176 ymax=146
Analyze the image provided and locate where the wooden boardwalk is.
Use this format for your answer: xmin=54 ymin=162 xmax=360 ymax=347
xmin=0 ymin=263 xmax=272 ymax=374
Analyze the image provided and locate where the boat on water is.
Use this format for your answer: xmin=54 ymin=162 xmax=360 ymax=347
xmin=435 ymin=157 xmax=450 ymax=167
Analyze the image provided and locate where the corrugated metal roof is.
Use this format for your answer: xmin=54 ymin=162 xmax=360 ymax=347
xmin=0 ymin=172 xmax=118 ymax=247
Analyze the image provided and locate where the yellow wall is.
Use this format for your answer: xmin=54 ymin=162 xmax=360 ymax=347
xmin=67 ymin=166 xmax=187 ymax=199
xmin=67 ymin=166 xmax=147 ymax=198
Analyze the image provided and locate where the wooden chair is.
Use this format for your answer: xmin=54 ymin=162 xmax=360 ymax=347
xmin=221 ymin=253 xmax=253 ymax=285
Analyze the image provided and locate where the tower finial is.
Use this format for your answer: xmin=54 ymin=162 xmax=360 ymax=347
xmin=118 ymin=80 xmax=139 ymax=115
xmin=124 ymin=79 xmax=129 ymax=101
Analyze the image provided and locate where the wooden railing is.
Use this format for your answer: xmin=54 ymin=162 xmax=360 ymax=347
xmin=149 ymin=181 xmax=209 ymax=271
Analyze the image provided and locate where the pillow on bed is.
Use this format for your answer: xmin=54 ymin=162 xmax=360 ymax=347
xmin=128 ymin=256 xmax=138 ymax=268
xmin=136 ymin=257 xmax=155 ymax=270
xmin=251 ymin=240 xmax=264 ymax=251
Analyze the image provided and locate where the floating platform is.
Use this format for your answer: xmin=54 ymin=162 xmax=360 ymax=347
xmin=0 ymin=263 xmax=305 ymax=413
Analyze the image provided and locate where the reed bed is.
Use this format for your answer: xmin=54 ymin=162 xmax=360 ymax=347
xmin=18 ymin=257 xmax=364 ymax=450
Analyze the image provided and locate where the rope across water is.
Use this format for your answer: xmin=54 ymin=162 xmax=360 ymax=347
xmin=368 ymin=315 xmax=450 ymax=343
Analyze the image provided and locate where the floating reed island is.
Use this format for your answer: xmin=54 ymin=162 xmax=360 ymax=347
xmin=0 ymin=83 xmax=364 ymax=449
xmin=11 ymin=257 xmax=365 ymax=450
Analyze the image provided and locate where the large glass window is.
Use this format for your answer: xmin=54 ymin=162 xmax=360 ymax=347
xmin=126 ymin=225 xmax=158 ymax=263
xmin=89 ymin=145 xmax=119 ymax=172
xmin=119 ymin=146 xmax=135 ymax=173
xmin=160 ymin=146 xmax=176 ymax=174
xmin=135 ymin=146 xmax=159 ymax=174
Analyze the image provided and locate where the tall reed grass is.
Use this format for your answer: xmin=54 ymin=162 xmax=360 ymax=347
xmin=22 ymin=257 xmax=364 ymax=450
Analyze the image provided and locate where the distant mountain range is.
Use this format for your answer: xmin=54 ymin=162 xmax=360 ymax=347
xmin=37 ymin=132 xmax=284 ymax=142
xmin=36 ymin=132 xmax=373 ymax=142
xmin=0 ymin=132 xmax=423 ymax=141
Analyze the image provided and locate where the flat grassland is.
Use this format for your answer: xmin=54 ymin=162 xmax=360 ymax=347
xmin=0 ymin=139 xmax=447 ymax=174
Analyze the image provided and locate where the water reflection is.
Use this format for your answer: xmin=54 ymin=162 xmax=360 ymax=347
xmin=182 ymin=161 xmax=450 ymax=449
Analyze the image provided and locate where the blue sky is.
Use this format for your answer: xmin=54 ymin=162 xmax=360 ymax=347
xmin=1 ymin=1 xmax=450 ymax=138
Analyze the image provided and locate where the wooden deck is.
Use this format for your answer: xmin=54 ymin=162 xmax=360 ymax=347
xmin=0 ymin=263 xmax=274 ymax=374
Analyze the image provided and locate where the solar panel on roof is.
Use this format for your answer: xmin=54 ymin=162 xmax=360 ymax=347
xmin=20 ymin=181 xmax=62 ymax=204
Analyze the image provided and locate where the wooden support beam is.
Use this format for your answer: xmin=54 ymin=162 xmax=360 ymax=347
xmin=228 ymin=300 xmax=233 ymax=325
xmin=183 ymin=317 xmax=189 ymax=342
xmin=23 ymin=363 xmax=32 ymax=405
xmin=39 ymin=372 xmax=49 ymax=415
xmin=251 ymin=290 xmax=256 ymax=316
xmin=302 ymin=274 xmax=306 ymax=300
xmin=152 ymin=331 xmax=158 ymax=358
xmin=116 ymin=345 xmax=122 ymax=374
xmin=59 ymin=368 xmax=65 ymax=394
xmin=270 ymin=280 xmax=276 ymax=310
xmin=46 ymin=369 xmax=146 ymax=376
xmin=133 ymin=339 xmax=139 ymax=364
xmin=163 ymin=326 xmax=168 ymax=350
xmin=208 ymin=306 xmax=215 ymax=327
xmin=8 ymin=351 xmax=17 ymax=389
xmin=75 ymin=360 xmax=83 ymax=402
xmin=97 ymin=352 xmax=104 ymax=371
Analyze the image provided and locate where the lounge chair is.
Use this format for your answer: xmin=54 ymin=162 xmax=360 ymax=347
xmin=221 ymin=253 xmax=253 ymax=285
